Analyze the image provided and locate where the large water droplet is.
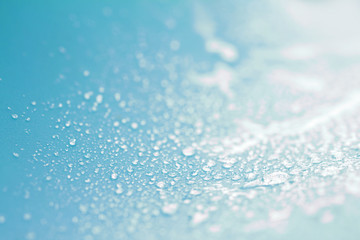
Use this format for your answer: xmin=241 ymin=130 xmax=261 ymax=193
xmin=162 ymin=203 xmax=178 ymax=215
xmin=182 ymin=146 xmax=195 ymax=156
xmin=263 ymin=171 xmax=289 ymax=185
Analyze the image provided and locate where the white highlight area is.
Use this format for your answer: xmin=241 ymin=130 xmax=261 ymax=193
xmin=280 ymin=44 xmax=319 ymax=60
xmin=189 ymin=62 xmax=235 ymax=97
xmin=194 ymin=4 xmax=238 ymax=62
xmin=282 ymin=0 xmax=360 ymax=56
xmin=269 ymin=69 xmax=324 ymax=92
xmin=205 ymin=39 xmax=238 ymax=62
xmin=227 ymin=91 xmax=360 ymax=154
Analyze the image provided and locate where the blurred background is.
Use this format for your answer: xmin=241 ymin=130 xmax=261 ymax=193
xmin=1 ymin=0 xmax=360 ymax=239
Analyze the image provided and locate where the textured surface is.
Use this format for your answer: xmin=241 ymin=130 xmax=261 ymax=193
xmin=1 ymin=1 xmax=360 ymax=239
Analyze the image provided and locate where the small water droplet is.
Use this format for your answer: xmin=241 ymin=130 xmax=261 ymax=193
xmin=111 ymin=173 xmax=118 ymax=180
xmin=156 ymin=181 xmax=165 ymax=188
xmin=96 ymin=94 xmax=103 ymax=103
xmin=84 ymin=91 xmax=93 ymax=100
xmin=69 ymin=138 xmax=76 ymax=146
xmin=23 ymin=213 xmax=31 ymax=220
xmin=170 ymin=40 xmax=180 ymax=51
xmin=115 ymin=184 xmax=123 ymax=194
xmin=114 ymin=93 xmax=121 ymax=101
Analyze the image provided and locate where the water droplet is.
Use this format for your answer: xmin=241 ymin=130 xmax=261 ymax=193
xmin=190 ymin=189 xmax=201 ymax=195
xmin=131 ymin=122 xmax=138 ymax=129
xmin=84 ymin=91 xmax=93 ymax=100
xmin=170 ymin=40 xmax=180 ymax=51
xmin=162 ymin=203 xmax=178 ymax=215
xmin=192 ymin=212 xmax=208 ymax=224
xmin=182 ymin=146 xmax=195 ymax=156
xmin=114 ymin=93 xmax=121 ymax=101
xmin=69 ymin=138 xmax=76 ymax=146
xmin=320 ymin=166 xmax=339 ymax=177
xmin=72 ymin=216 xmax=79 ymax=223
xmin=59 ymin=46 xmax=66 ymax=53
xmin=23 ymin=213 xmax=31 ymax=220
xmin=111 ymin=173 xmax=118 ymax=180
xmin=96 ymin=94 xmax=103 ymax=103
xmin=156 ymin=181 xmax=165 ymax=188
xmin=321 ymin=210 xmax=334 ymax=223
xmin=79 ymin=204 xmax=88 ymax=214
xmin=263 ymin=172 xmax=289 ymax=185
xmin=92 ymin=226 xmax=102 ymax=235
xmin=115 ymin=184 xmax=123 ymax=194
xmin=11 ymin=114 xmax=18 ymax=119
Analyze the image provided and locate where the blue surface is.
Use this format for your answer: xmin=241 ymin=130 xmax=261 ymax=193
xmin=1 ymin=1 xmax=360 ymax=239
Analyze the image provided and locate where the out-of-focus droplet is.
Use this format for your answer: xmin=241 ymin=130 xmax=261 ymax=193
xmin=0 ymin=215 xmax=5 ymax=224
xmin=182 ymin=146 xmax=195 ymax=156
xmin=115 ymin=184 xmax=123 ymax=194
xmin=162 ymin=203 xmax=178 ymax=215
xmin=131 ymin=122 xmax=138 ymax=129
xmin=84 ymin=91 xmax=93 ymax=100
xmin=23 ymin=213 xmax=31 ymax=220
xmin=114 ymin=93 xmax=121 ymax=101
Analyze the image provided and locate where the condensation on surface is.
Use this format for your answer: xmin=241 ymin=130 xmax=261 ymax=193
xmin=1 ymin=1 xmax=360 ymax=240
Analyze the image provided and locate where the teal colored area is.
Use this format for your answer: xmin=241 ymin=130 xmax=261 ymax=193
xmin=1 ymin=1 xmax=360 ymax=240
